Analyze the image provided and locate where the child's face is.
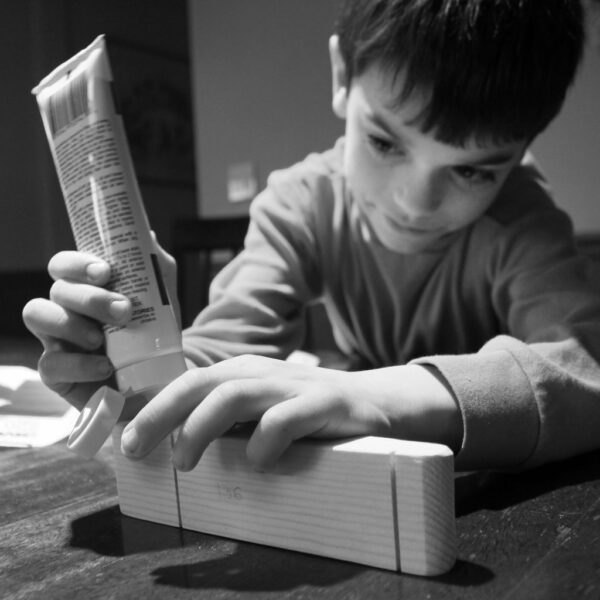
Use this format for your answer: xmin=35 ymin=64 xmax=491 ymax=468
xmin=335 ymin=61 xmax=528 ymax=253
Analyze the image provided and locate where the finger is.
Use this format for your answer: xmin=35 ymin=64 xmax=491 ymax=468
xmin=151 ymin=231 xmax=181 ymax=327
xmin=172 ymin=378 xmax=286 ymax=471
xmin=120 ymin=368 xmax=216 ymax=458
xmin=150 ymin=231 xmax=177 ymax=277
xmin=48 ymin=251 xmax=111 ymax=285
xmin=208 ymin=354 xmax=292 ymax=381
xmin=23 ymin=298 xmax=105 ymax=351
xmin=246 ymin=392 xmax=337 ymax=471
xmin=50 ymin=279 xmax=131 ymax=326
xmin=38 ymin=349 xmax=114 ymax=387
xmin=38 ymin=349 xmax=114 ymax=410
xmin=120 ymin=358 xmax=296 ymax=461
xmin=150 ymin=231 xmax=178 ymax=290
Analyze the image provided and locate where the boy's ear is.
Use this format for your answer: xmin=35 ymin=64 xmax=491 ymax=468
xmin=329 ymin=35 xmax=348 ymax=119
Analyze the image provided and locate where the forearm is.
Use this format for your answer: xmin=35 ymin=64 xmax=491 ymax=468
xmin=182 ymin=302 xmax=305 ymax=368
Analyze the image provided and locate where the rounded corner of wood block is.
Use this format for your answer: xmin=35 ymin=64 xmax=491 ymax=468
xmin=403 ymin=553 xmax=457 ymax=577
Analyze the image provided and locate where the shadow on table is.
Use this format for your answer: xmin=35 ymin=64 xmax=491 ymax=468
xmin=69 ymin=504 xmax=494 ymax=593
xmin=69 ymin=505 xmax=186 ymax=556
xmin=150 ymin=548 xmax=494 ymax=593
xmin=455 ymin=448 xmax=600 ymax=517
xmin=151 ymin=542 xmax=365 ymax=592
xmin=65 ymin=449 xmax=600 ymax=594
xmin=69 ymin=506 xmax=364 ymax=591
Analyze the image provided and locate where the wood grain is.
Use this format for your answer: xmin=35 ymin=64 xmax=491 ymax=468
xmin=111 ymin=424 xmax=456 ymax=575
xmin=112 ymin=425 xmax=180 ymax=527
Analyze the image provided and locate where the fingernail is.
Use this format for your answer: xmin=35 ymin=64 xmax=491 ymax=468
xmin=172 ymin=450 xmax=191 ymax=472
xmin=86 ymin=329 xmax=103 ymax=348
xmin=109 ymin=299 xmax=129 ymax=321
xmin=121 ymin=426 xmax=139 ymax=455
xmin=172 ymin=456 xmax=188 ymax=471
xmin=86 ymin=262 xmax=107 ymax=283
xmin=96 ymin=358 xmax=113 ymax=377
xmin=251 ymin=459 xmax=274 ymax=473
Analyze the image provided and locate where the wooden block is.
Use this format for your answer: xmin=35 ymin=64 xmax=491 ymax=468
xmin=394 ymin=443 xmax=457 ymax=575
xmin=177 ymin=432 xmax=456 ymax=575
xmin=112 ymin=423 xmax=180 ymax=527
xmin=111 ymin=425 xmax=456 ymax=575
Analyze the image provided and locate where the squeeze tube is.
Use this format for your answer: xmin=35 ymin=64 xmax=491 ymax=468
xmin=32 ymin=35 xmax=187 ymax=409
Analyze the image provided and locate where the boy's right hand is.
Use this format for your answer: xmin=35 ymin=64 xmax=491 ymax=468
xmin=22 ymin=251 xmax=133 ymax=410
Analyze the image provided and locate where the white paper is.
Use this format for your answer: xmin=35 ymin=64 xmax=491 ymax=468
xmin=0 ymin=366 xmax=78 ymax=447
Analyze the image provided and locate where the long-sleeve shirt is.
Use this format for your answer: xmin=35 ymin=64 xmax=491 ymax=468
xmin=182 ymin=138 xmax=600 ymax=471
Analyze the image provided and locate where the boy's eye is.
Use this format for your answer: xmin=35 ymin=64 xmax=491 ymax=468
xmin=453 ymin=165 xmax=496 ymax=186
xmin=367 ymin=134 xmax=400 ymax=156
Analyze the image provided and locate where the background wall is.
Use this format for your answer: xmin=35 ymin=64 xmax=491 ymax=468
xmin=189 ymin=0 xmax=600 ymax=230
xmin=531 ymin=11 xmax=600 ymax=234
xmin=188 ymin=0 xmax=343 ymax=218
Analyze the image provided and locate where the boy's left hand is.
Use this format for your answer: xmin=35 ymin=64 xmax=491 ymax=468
xmin=120 ymin=354 xmax=391 ymax=472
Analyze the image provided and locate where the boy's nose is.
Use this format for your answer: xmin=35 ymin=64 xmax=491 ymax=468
xmin=393 ymin=173 xmax=442 ymax=217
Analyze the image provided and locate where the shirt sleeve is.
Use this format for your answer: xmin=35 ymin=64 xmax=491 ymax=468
xmin=182 ymin=173 xmax=321 ymax=367
xmin=412 ymin=171 xmax=600 ymax=471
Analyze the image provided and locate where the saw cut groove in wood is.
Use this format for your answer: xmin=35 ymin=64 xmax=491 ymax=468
xmin=112 ymin=424 xmax=456 ymax=575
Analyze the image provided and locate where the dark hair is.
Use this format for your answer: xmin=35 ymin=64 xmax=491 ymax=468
xmin=336 ymin=0 xmax=585 ymax=146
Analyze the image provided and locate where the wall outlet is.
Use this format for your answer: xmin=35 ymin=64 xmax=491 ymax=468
xmin=227 ymin=161 xmax=258 ymax=203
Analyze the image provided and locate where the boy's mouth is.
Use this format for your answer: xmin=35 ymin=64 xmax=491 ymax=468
xmin=358 ymin=197 xmax=446 ymax=243
xmin=382 ymin=212 xmax=441 ymax=236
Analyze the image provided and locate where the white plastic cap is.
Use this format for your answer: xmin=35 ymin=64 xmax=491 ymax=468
xmin=67 ymin=385 xmax=125 ymax=459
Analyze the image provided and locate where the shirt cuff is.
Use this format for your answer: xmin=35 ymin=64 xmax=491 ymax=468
xmin=410 ymin=345 xmax=539 ymax=470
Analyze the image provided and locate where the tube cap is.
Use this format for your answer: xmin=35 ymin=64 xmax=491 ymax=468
xmin=67 ymin=386 xmax=125 ymax=459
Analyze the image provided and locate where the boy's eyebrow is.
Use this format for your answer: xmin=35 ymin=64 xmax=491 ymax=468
xmin=466 ymin=150 xmax=518 ymax=167
xmin=368 ymin=110 xmax=520 ymax=167
xmin=368 ymin=112 xmax=404 ymax=140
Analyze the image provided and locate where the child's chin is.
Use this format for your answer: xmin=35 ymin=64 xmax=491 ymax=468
xmin=377 ymin=229 xmax=445 ymax=254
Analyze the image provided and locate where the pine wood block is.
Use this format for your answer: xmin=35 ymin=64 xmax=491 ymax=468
xmin=111 ymin=425 xmax=456 ymax=575
xmin=112 ymin=424 xmax=180 ymax=527
xmin=177 ymin=432 xmax=456 ymax=575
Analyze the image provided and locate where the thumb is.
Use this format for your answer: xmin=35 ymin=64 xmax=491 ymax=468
xmin=150 ymin=231 xmax=181 ymax=329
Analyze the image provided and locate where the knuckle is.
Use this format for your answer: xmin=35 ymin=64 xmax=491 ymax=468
xmin=22 ymin=298 xmax=43 ymax=327
xmin=228 ymin=354 xmax=255 ymax=368
xmin=37 ymin=351 xmax=55 ymax=380
xmin=47 ymin=251 xmax=75 ymax=279
xmin=210 ymin=380 xmax=245 ymax=406
xmin=49 ymin=279 xmax=66 ymax=303
xmin=228 ymin=354 xmax=274 ymax=375
xmin=46 ymin=252 xmax=63 ymax=277
xmin=179 ymin=367 xmax=205 ymax=392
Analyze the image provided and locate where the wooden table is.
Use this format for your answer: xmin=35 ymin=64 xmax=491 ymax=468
xmin=2 ymin=436 xmax=600 ymax=599
xmin=2 ymin=340 xmax=600 ymax=598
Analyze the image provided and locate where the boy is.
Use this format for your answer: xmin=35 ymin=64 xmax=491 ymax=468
xmin=24 ymin=0 xmax=600 ymax=472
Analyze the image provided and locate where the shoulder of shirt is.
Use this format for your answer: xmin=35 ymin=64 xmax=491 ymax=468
xmin=268 ymin=137 xmax=344 ymax=186
xmin=481 ymin=150 xmax=574 ymax=236
xmin=472 ymin=151 xmax=577 ymax=261
xmin=250 ymin=138 xmax=344 ymax=216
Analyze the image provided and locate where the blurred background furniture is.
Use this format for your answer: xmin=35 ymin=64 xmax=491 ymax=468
xmin=171 ymin=216 xmax=250 ymax=327
xmin=576 ymin=233 xmax=600 ymax=261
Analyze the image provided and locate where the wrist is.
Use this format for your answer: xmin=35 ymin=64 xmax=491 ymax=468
xmin=351 ymin=364 xmax=463 ymax=452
